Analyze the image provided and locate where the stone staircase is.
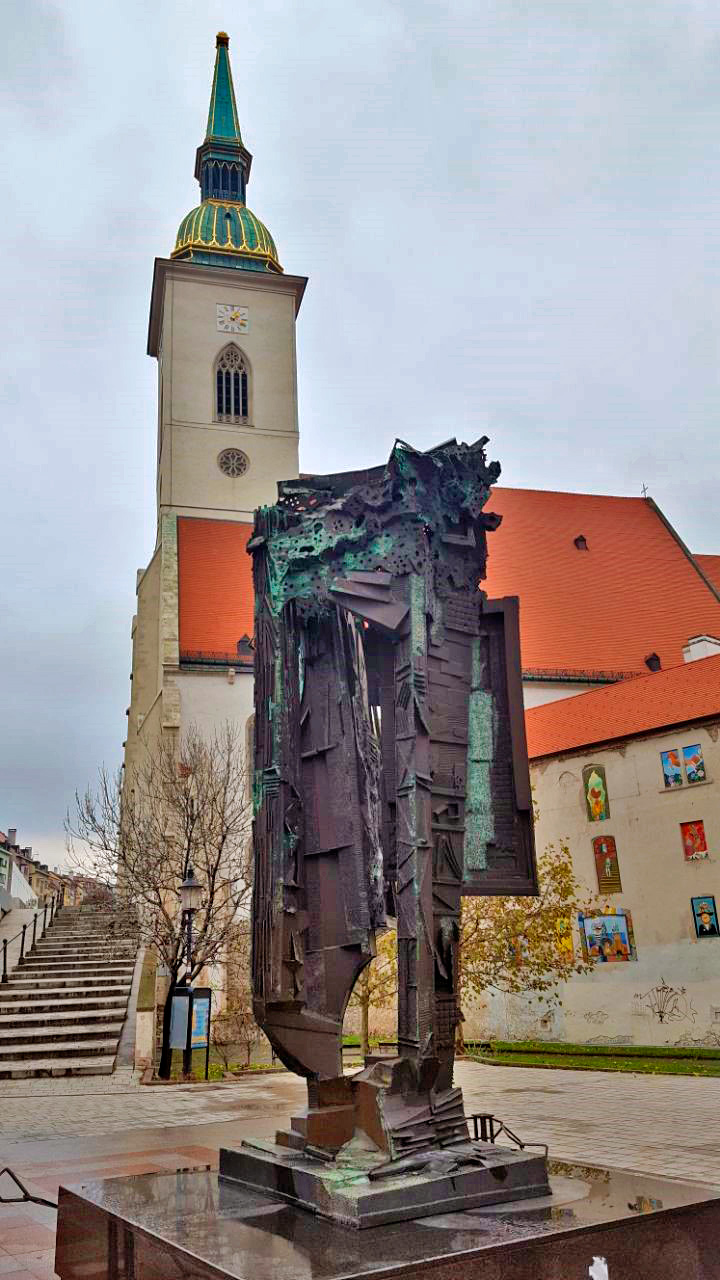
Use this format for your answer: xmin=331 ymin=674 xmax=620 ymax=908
xmin=0 ymin=904 xmax=138 ymax=1079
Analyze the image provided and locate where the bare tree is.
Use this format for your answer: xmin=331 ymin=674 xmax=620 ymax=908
xmin=210 ymin=923 xmax=258 ymax=1071
xmin=66 ymin=722 xmax=253 ymax=1077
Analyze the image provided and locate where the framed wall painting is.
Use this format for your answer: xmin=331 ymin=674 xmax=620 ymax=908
xmin=680 ymin=819 xmax=708 ymax=861
xmin=660 ymin=749 xmax=682 ymax=788
xmin=660 ymin=743 xmax=707 ymax=788
xmin=582 ymin=764 xmax=610 ymax=822
xmin=683 ymin=745 xmax=707 ymax=785
xmin=578 ymin=908 xmax=636 ymax=964
xmin=592 ymin=835 xmax=622 ymax=893
xmin=692 ymin=896 xmax=719 ymax=939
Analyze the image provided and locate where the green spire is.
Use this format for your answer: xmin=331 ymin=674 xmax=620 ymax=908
xmin=175 ymin=32 xmax=283 ymax=273
xmin=205 ymin=32 xmax=242 ymax=140
xmin=194 ymin=33 xmax=253 ymax=204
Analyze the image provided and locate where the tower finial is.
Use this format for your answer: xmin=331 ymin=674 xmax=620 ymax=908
xmin=206 ymin=31 xmax=242 ymax=140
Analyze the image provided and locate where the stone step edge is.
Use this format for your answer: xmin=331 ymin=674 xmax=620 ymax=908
xmin=0 ymin=1056 xmax=117 ymax=1078
xmin=0 ymin=1038 xmax=120 ymax=1057
xmin=0 ymin=1023 xmax=126 ymax=1039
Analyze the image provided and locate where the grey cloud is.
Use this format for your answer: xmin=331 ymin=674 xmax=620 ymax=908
xmin=2 ymin=0 xmax=719 ymax=856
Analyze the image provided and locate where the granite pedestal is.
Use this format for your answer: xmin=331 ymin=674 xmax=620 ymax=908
xmin=219 ymin=1135 xmax=549 ymax=1228
xmin=55 ymin=1161 xmax=720 ymax=1280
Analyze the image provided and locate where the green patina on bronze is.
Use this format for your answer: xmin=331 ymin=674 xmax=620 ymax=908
xmin=464 ymin=636 xmax=496 ymax=871
xmin=252 ymin=439 xmax=500 ymax=621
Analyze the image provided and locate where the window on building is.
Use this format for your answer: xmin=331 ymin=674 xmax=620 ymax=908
xmin=660 ymin=743 xmax=707 ymax=789
xmin=215 ymin=344 xmax=249 ymax=423
xmin=218 ymin=448 xmax=249 ymax=478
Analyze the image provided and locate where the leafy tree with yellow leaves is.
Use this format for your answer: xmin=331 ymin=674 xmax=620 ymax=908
xmin=457 ymin=840 xmax=594 ymax=1050
xmin=348 ymin=929 xmax=398 ymax=1058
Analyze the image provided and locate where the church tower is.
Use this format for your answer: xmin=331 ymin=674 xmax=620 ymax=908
xmin=124 ymin=34 xmax=306 ymax=776
xmin=149 ymin=31 xmax=306 ymax=526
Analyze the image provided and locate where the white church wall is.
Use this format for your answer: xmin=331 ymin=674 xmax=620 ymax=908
xmin=522 ymin=680 xmax=603 ymax=709
xmin=177 ymin=669 xmax=254 ymax=744
xmin=466 ymin=722 xmax=720 ymax=1047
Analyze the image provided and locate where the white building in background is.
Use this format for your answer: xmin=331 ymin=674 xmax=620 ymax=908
xmin=472 ymin=651 xmax=720 ymax=1047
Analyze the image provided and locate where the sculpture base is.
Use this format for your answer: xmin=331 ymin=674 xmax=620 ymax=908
xmin=55 ymin=1164 xmax=720 ymax=1279
xmin=219 ymin=1136 xmax=550 ymax=1228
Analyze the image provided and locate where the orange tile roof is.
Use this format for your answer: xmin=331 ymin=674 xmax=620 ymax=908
xmin=525 ymin=652 xmax=720 ymax=759
xmin=177 ymin=518 xmax=254 ymax=663
xmin=484 ymin=488 xmax=720 ymax=679
xmin=695 ymin=554 xmax=720 ymax=592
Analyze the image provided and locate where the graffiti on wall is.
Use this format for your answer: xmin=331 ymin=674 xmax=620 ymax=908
xmin=634 ymin=977 xmax=697 ymax=1024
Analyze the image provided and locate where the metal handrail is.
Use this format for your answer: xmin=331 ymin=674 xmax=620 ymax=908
xmin=0 ymin=893 xmax=62 ymax=984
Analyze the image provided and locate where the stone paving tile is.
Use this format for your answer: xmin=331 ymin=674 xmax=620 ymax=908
xmin=0 ymin=1228 xmax=55 ymax=1257
xmin=0 ymin=1256 xmax=35 ymax=1278
xmin=2 ymin=1060 xmax=720 ymax=1272
xmin=13 ymin=1254 xmax=56 ymax=1280
xmin=0 ymin=1069 xmax=138 ymax=1099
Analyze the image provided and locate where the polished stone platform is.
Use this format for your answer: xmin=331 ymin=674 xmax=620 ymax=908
xmin=56 ymin=1162 xmax=720 ymax=1279
xmin=219 ymin=1136 xmax=550 ymax=1227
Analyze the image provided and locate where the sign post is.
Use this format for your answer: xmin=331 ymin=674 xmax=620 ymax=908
xmin=190 ymin=986 xmax=212 ymax=1081
xmin=168 ymin=986 xmax=211 ymax=1079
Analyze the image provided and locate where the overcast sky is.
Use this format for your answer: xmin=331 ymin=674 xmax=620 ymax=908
xmin=2 ymin=0 xmax=719 ymax=864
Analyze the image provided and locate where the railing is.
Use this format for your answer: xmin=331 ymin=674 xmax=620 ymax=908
xmin=179 ymin=648 xmax=253 ymax=668
xmin=0 ymin=893 xmax=62 ymax=985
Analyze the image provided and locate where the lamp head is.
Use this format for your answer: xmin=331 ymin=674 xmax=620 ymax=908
xmin=180 ymin=866 xmax=203 ymax=913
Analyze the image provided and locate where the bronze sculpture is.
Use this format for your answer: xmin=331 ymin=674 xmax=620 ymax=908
xmin=222 ymin=438 xmax=546 ymax=1221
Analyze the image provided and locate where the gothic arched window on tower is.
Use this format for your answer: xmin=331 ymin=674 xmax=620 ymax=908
xmin=215 ymin=344 xmax=250 ymax=423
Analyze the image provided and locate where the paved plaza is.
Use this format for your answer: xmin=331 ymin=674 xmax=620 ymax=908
xmin=2 ymin=1059 xmax=720 ymax=1277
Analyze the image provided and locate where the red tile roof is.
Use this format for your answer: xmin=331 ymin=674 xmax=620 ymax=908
xmin=525 ymin=653 xmax=720 ymax=760
xmin=695 ymin=554 xmax=720 ymax=593
xmin=177 ymin=518 xmax=254 ymax=663
xmin=484 ymin=488 xmax=720 ymax=679
xmin=174 ymin=493 xmax=720 ymax=682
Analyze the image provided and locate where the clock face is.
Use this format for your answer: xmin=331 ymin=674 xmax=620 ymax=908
xmin=216 ymin=303 xmax=249 ymax=334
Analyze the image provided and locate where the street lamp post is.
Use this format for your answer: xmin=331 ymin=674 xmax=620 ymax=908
xmin=179 ymin=866 xmax=203 ymax=1076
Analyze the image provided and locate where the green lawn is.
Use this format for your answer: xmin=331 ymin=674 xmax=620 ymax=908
xmin=467 ymin=1039 xmax=720 ymax=1077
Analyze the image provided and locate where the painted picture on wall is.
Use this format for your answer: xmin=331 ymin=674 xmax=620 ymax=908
xmin=691 ymin=896 xmax=719 ymax=938
xmin=661 ymin=744 xmax=707 ymax=788
xmin=578 ymin=908 xmax=637 ymax=964
xmin=660 ymin=749 xmax=682 ymax=788
xmin=592 ymin=836 xmax=622 ymax=893
xmin=583 ymin=765 xmax=610 ymax=822
xmin=683 ymin=745 xmax=707 ymax=785
xmin=680 ymin=819 xmax=709 ymax=861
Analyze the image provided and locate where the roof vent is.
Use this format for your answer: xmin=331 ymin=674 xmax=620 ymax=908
xmin=683 ymin=635 xmax=720 ymax=663
xmin=644 ymin=653 xmax=662 ymax=672
xmin=573 ymin=535 xmax=588 ymax=551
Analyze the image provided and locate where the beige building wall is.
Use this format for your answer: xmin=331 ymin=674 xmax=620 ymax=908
xmin=153 ymin=260 xmax=302 ymax=525
xmin=469 ymin=720 xmax=720 ymax=1047
xmin=176 ymin=670 xmax=253 ymax=741
xmin=125 ymin=257 xmax=305 ymax=787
